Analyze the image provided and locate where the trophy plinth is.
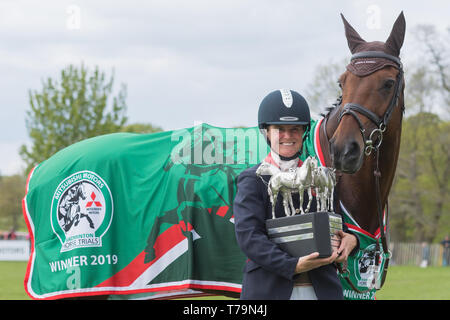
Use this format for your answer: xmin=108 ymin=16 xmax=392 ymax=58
xmin=265 ymin=211 xmax=342 ymax=258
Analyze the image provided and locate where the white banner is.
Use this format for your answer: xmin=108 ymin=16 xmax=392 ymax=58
xmin=0 ymin=240 xmax=30 ymax=261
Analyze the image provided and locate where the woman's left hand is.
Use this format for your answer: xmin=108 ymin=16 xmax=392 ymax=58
xmin=335 ymin=230 xmax=357 ymax=263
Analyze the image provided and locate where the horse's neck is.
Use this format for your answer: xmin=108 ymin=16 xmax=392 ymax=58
xmin=269 ymin=167 xmax=280 ymax=176
xmin=260 ymin=162 xmax=280 ymax=176
xmin=319 ymin=116 xmax=401 ymax=234
xmin=299 ymin=162 xmax=312 ymax=181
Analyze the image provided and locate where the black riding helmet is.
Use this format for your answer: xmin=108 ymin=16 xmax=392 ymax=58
xmin=258 ymin=89 xmax=311 ymax=160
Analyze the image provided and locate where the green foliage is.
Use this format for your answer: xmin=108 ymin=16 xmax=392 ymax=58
xmin=121 ymin=122 xmax=162 ymax=134
xmin=304 ymin=58 xmax=347 ymax=114
xmin=20 ymin=64 xmax=128 ymax=173
xmin=390 ymin=113 xmax=450 ymax=242
xmin=0 ymin=174 xmax=26 ymax=231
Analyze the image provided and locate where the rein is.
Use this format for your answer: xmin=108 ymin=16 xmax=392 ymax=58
xmin=324 ymin=50 xmax=404 ymax=293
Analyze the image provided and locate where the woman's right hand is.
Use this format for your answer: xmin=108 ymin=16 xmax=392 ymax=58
xmin=295 ymin=250 xmax=339 ymax=274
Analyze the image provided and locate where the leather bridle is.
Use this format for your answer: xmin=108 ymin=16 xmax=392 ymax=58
xmin=338 ymin=51 xmax=404 ymax=156
xmin=331 ymin=51 xmax=405 ymax=293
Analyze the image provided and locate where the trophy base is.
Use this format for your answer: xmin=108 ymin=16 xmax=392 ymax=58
xmin=265 ymin=211 xmax=342 ymax=258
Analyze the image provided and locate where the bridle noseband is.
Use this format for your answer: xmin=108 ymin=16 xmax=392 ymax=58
xmin=338 ymin=51 xmax=404 ymax=156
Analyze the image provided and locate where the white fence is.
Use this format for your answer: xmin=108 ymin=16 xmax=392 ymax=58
xmin=0 ymin=240 xmax=31 ymax=261
xmin=390 ymin=242 xmax=446 ymax=267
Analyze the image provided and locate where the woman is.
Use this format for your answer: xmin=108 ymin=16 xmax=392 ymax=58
xmin=233 ymin=89 xmax=359 ymax=300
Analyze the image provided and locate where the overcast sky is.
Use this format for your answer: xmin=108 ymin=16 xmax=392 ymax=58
xmin=1 ymin=0 xmax=449 ymax=175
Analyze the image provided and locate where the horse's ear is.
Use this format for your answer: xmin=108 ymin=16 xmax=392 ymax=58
xmin=385 ymin=11 xmax=406 ymax=56
xmin=341 ymin=13 xmax=366 ymax=54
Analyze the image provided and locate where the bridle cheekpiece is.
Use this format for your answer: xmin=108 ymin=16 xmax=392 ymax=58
xmin=338 ymin=51 xmax=404 ymax=156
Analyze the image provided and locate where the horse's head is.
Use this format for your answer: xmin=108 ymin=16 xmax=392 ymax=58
xmin=330 ymin=12 xmax=405 ymax=174
xmin=303 ymin=156 xmax=318 ymax=170
xmin=256 ymin=161 xmax=278 ymax=176
xmin=255 ymin=163 xmax=265 ymax=176
xmin=76 ymin=183 xmax=87 ymax=200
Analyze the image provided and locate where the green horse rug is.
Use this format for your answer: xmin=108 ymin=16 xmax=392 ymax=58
xmin=23 ymin=124 xmax=270 ymax=299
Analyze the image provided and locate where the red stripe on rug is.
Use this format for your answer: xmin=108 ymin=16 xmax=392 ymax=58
xmin=96 ymin=222 xmax=187 ymax=288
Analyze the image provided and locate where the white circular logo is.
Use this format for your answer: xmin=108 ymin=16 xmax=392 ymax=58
xmin=51 ymin=171 xmax=113 ymax=252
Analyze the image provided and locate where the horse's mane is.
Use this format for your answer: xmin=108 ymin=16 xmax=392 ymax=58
xmin=320 ymin=106 xmax=335 ymax=118
xmin=320 ymin=95 xmax=342 ymax=118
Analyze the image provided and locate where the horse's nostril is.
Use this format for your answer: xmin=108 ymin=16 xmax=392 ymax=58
xmin=331 ymin=139 xmax=362 ymax=172
xmin=344 ymin=141 xmax=360 ymax=158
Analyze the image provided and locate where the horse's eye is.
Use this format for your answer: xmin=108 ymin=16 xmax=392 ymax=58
xmin=382 ymin=79 xmax=395 ymax=90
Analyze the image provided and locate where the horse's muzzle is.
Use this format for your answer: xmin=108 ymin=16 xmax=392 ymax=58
xmin=330 ymin=138 xmax=363 ymax=174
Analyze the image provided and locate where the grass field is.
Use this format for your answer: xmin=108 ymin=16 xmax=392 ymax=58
xmin=0 ymin=261 xmax=30 ymax=300
xmin=375 ymin=266 xmax=450 ymax=300
xmin=1 ymin=262 xmax=449 ymax=300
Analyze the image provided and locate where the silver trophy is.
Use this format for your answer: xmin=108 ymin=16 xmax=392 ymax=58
xmin=257 ymin=156 xmax=342 ymax=258
xmin=256 ymin=156 xmax=336 ymax=218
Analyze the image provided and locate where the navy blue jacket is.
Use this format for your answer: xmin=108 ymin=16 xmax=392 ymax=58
xmin=233 ymin=163 xmax=359 ymax=300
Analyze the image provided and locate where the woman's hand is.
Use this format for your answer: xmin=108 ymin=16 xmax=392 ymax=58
xmin=295 ymin=250 xmax=339 ymax=274
xmin=335 ymin=230 xmax=357 ymax=263
xmin=294 ymin=231 xmax=357 ymax=273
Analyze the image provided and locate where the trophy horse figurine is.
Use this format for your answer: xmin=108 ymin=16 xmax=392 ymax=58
xmin=256 ymin=156 xmax=333 ymax=218
xmin=312 ymin=166 xmax=336 ymax=212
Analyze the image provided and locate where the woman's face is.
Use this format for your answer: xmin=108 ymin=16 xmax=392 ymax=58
xmin=267 ymin=124 xmax=304 ymax=158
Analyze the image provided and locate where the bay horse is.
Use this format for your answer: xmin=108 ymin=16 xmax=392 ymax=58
xmin=318 ymin=12 xmax=406 ymax=290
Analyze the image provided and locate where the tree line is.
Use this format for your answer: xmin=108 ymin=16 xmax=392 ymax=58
xmin=1 ymin=25 xmax=448 ymax=243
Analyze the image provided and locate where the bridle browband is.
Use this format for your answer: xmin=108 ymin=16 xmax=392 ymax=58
xmin=333 ymin=50 xmax=404 ymax=293
xmin=338 ymin=51 xmax=404 ymax=156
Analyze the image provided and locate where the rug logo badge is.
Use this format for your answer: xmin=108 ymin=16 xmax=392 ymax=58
xmin=353 ymin=243 xmax=384 ymax=288
xmin=51 ymin=171 xmax=113 ymax=252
